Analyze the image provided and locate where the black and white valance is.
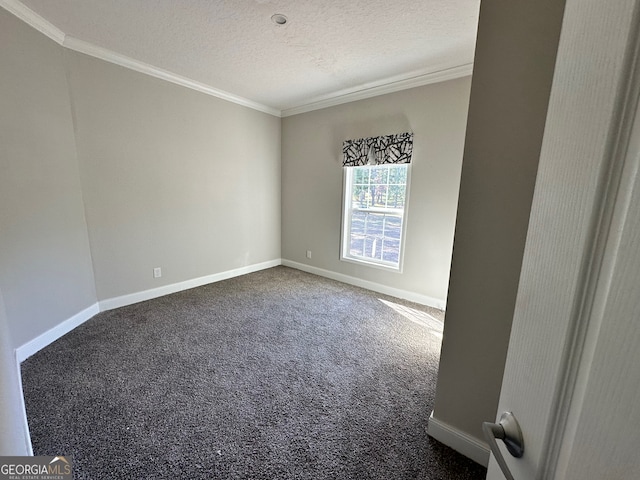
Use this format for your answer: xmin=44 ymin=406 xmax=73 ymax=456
xmin=342 ymin=132 xmax=413 ymax=167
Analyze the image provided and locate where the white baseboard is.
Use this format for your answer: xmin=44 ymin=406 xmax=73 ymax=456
xmin=427 ymin=411 xmax=489 ymax=466
xmin=281 ymin=259 xmax=446 ymax=310
xmin=15 ymin=303 xmax=100 ymax=363
xmin=98 ymin=259 xmax=282 ymax=311
xmin=14 ymin=259 xmax=282 ymax=457
xmin=17 ymin=259 xmax=441 ymax=362
xmin=17 ymin=259 xmax=282 ymax=362
xmin=13 ymin=349 xmax=33 ymax=455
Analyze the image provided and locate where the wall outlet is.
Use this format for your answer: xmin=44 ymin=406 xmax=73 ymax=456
xmin=153 ymin=267 xmax=162 ymax=278
xmin=306 ymin=250 xmax=312 ymax=259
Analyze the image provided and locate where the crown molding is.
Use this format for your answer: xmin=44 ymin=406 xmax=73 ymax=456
xmin=0 ymin=0 xmax=280 ymax=117
xmin=2 ymin=0 xmax=474 ymax=118
xmin=0 ymin=0 xmax=65 ymax=44
xmin=280 ymin=63 xmax=474 ymax=117
xmin=62 ymin=36 xmax=281 ymax=117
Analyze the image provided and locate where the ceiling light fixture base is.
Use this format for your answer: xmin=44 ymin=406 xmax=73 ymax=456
xmin=271 ymin=14 xmax=288 ymax=25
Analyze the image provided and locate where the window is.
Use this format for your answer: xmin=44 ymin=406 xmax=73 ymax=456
xmin=341 ymin=163 xmax=410 ymax=270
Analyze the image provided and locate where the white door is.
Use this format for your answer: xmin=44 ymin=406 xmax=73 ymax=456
xmin=486 ymin=0 xmax=640 ymax=479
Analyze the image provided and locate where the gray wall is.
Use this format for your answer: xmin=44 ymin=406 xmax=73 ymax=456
xmin=66 ymin=52 xmax=281 ymax=301
xmin=1 ymin=6 xmax=282 ymax=452
xmin=0 ymin=8 xmax=282 ymax=457
xmin=0 ymin=9 xmax=97 ymax=349
xmin=0 ymin=7 xmax=281 ymax=341
xmin=432 ymin=0 xmax=566 ymax=441
xmin=281 ymin=78 xmax=472 ymax=304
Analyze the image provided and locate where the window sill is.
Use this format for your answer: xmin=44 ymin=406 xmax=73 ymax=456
xmin=340 ymin=255 xmax=403 ymax=273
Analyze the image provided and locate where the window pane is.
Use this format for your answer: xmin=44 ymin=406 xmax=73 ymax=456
xmin=343 ymin=164 xmax=409 ymax=270
xmin=349 ymin=212 xmax=402 ymax=264
xmin=351 ymin=185 xmax=368 ymax=208
xmin=353 ymin=167 xmax=368 ymax=184
xmin=387 ymin=184 xmax=405 ymax=208
xmin=382 ymin=216 xmax=402 ymax=264
xmin=371 ymin=165 xmax=389 ymax=185
xmin=389 ymin=166 xmax=407 ymax=184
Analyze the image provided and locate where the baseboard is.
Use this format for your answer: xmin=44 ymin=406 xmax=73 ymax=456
xmin=281 ymin=259 xmax=446 ymax=310
xmin=16 ymin=259 xmax=282 ymax=363
xmin=17 ymin=259 xmax=440 ymax=361
xmin=98 ymin=259 xmax=282 ymax=312
xmin=427 ymin=411 xmax=489 ymax=466
xmin=13 ymin=349 xmax=33 ymax=455
xmin=15 ymin=303 xmax=100 ymax=363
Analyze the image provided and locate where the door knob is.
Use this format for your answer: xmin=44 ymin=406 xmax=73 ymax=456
xmin=482 ymin=411 xmax=524 ymax=480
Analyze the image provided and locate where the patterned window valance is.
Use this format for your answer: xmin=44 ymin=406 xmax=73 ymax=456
xmin=342 ymin=132 xmax=413 ymax=167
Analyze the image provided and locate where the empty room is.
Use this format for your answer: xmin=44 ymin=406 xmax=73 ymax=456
xmin=3 ymin=1 xmax=640 ymax=480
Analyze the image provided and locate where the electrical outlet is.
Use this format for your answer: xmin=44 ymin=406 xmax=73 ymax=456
xmin=153 ymin=267 xmax=162 ymax=278
xmin=306 ymin=250 xmax=312 ymax=259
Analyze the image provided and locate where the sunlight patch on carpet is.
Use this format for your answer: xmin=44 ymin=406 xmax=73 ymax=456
xmin=378 ymin=298 xmax=444 ymax=339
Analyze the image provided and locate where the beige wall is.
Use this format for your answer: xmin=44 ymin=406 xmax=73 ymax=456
xmin=65 ymin=52 xmax=281 ymax=301
xmin=281 ymin=78 xmax=472 ymax=305
xmin=0 ymin=9 xmax=97 ymax=349
xmin=432 ymin=0 xmax=566 ymax=443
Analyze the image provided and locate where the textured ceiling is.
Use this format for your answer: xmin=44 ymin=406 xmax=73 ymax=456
xmin=15 ymin=0 xmax=480 ymax=113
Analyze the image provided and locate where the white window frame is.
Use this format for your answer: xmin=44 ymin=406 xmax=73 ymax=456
xmin=340 ymin=164 xmax=411 ymax=272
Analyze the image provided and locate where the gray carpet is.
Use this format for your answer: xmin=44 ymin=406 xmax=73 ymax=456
xmin=21 ymin=266 xmax=487 ymax=479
